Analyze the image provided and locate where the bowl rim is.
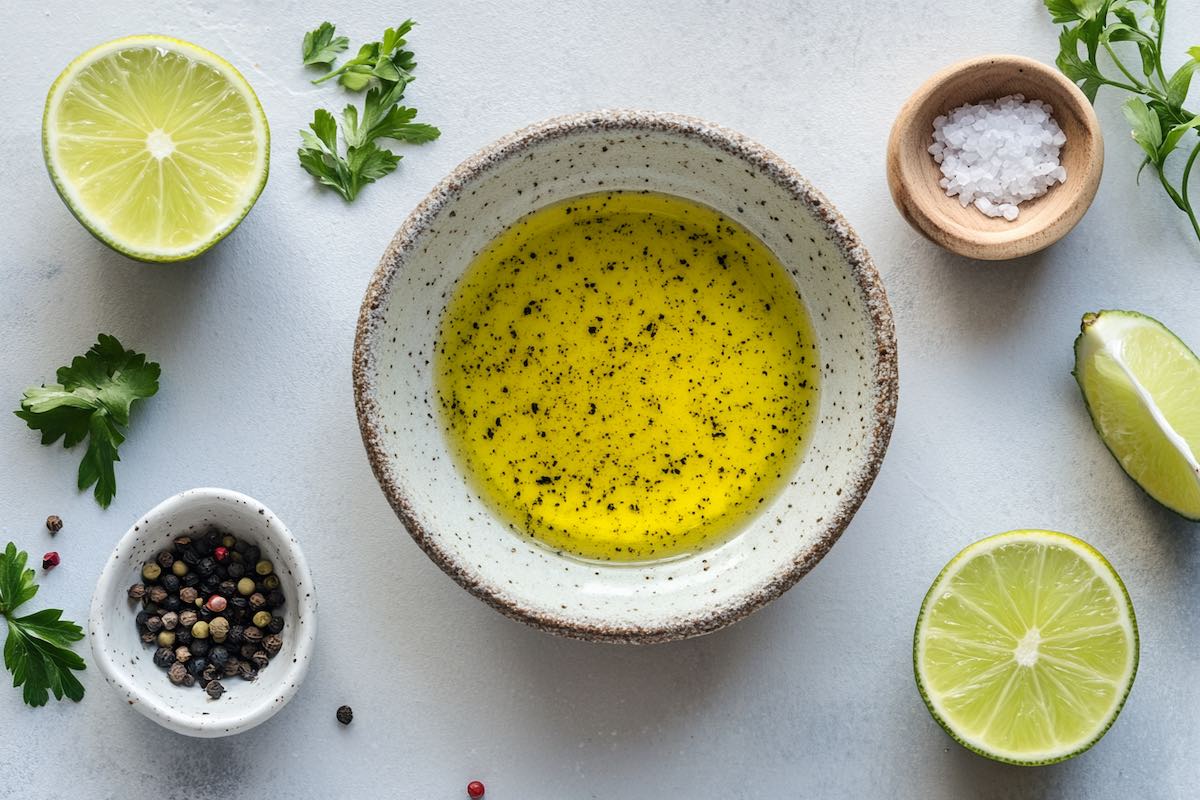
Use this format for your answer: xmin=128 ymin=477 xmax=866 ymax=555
xmin=353 ymin=109 xmax=898 ymax=643
xmin=886 ymin=54 xmax=1105 ymax=260
xmin=88 ymin=487 xmax=317 ymax=737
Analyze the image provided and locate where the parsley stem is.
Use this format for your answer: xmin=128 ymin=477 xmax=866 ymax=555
xmin=1102 ymin=42 xmax=1151 ymax=94
xmin=311 ymin=66 xmax=347 ymax=85
xmin=1180 ymin=138 xmax=1200 ymax=242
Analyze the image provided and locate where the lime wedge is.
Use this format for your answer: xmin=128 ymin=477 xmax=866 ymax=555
xmin=914 ymin=530 xmax=1138 ymax=765
xmin=1074 ymin=310 xmax=1200 ymax=519
xmin=42 ymin=35 xmax=269 ymax=262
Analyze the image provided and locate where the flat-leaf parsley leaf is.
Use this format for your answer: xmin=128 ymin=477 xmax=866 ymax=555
xmin=15 ymin=334 xmax=160 ymax=508
xmin=302 ymin=22 xmax=350 ymax=68
xmin=0 ymin=543 xmax=85 ymax=707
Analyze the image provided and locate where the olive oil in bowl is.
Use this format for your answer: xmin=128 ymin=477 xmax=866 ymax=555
xmin=435 ymin=191 xmax=819 ymax=562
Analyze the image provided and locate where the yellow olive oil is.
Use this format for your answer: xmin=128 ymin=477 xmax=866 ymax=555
xmin=435 ymin=191 xmax=819 ymax=562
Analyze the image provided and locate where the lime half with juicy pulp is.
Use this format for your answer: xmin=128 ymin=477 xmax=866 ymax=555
xmin=914 ymin=530 xmax=1137 ymax=765
xmin=42 ymin=35 xmax=269 ymax=262
xmin=1074 ymin=309 xmax=1200 ymax=519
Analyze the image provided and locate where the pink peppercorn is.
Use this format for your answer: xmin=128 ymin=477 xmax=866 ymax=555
xmin=42 ymin=552 xmax=60 ymax=570
xmin=214 ymin=546 xmax=229 ymax=562
xmin=467 ymin=781 xmax=485 ymax=799
xmin=205 ymin=594 xmax=228 ymax=613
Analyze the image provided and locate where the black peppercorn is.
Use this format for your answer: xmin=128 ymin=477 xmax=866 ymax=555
xmin=205 ymin=680 xmax=225 ymax=700
xmin=156 ymin=550 xmax=174 ymax=570
xmin=336 ymin=705 xmax=353 ymax=725
xmin=240 ymin=643 xmax=258 ymax=660
xmin=199 ymin=574 xmax=220 ymax=594
xmin=227 ymin=562 xmax=245 ymax=579
xmin=135 ymin=610 xmax=151 ymax=628
xmin=263 ymin=634 xmax=282 ymax=657
xmin=250 ymin=650 xmax=269 ymax=670
xmin=237 ymin=662 xmax=255 ymax=680
xmin=202 ymin=664 xmax=220 ymax=684
xmin=182 ymin=572 xmax=200 ymax=588
xmin=168 ymin=662 xmax=187 ymax=685
xmin=152 ymin=647 xmax=175 ymax=667
xmin=243 ymin=626 xmax=263 ymax=645
xmin=187 ymin=657 xmax=207 ymax=677
xmin=148 ymin=586 xmax=168 ymax=604
xmin=229 ymin=596 xmax=250 ymax=617
xmin=173 ymin=536 xmax=192 ymax=549
xmin=161 ymin=574 xmax=181 ymax=594
xmin=244 ymin=546 xmax=261 ymax=565
xmin=227 ymin=625 xmax=244 ymax=644
xmin=197 ymin=557 xmax=216 ymax=577
xmin=128 ymin=584 xmax=146 ymax=600
xmin=222 ymin=658 xmax=240 ymax=677
xmin=209 ymin=645 xmax=230 ymax=667
xmin=248 ymin=592 xmax=267 ymax=610
xmin=140 ymin=631 xmax=157 ymax=645
xmin=46 ymin=515 xmax=64 ymax=533
xmin=198 ymin=606 xmax=215 ymax=622
xmin=267 ymin=616 xmax=285 ymax=634
xmin=161 ymin=595 xmax=182 ymax=613
xmin=146 ymin=615 xmax=163 ymax=633
xmin=218 ymin=579 xmax=237 ymax=597
xmin=175 ymin=628 xmax=193 ymax=646
xmin=182 ymin=673 xmax=196 ymax=688
xmin=191 ymin=639 xmax=210 ymax=657
xmin=266 ymin=590 xmax=285 ymax=609
xmin=182 ymin=549 xmax=200 ymax=566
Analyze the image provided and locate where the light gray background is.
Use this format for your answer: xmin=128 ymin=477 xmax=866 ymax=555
xmin=2 ymin=1 xmax=1197 ymax=797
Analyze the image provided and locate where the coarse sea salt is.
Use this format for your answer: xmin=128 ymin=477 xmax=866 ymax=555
xmin=928 ymin=94 xmax=1067 ymax=221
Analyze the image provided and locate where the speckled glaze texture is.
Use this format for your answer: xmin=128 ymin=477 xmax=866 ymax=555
xmin=88 ymin=488 xmax=317 ymax=737
xmin=353 ymin=110 xmax=898 ymax=643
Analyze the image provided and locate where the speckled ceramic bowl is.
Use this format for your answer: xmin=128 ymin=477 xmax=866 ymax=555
xmin=89 ymin=489 xmax=317 ymax=737
xmin=354 ymin=110 xmax=897 ymax=643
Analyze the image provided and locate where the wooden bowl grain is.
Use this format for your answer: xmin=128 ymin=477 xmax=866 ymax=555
xmin=887 ymin=55 xmax=1104 ymax=260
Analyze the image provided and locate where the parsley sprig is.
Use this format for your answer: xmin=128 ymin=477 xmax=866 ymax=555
xmin=1046 ymin=0 xmax=1200 ymax=242
xmin=0 ymin=543 xmax=85 ymax=706
xmin=15 ymin=335 xmax=160 ymax=508
xmin=298 ymin=20 xmax=441 ymax=201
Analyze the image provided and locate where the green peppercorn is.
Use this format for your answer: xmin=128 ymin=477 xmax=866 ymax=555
xmin=157 ymin=630 xmax=176 ymax=648
xmin=237 ymin=577 xmax=256 ymax=596
xmin=142 ymin=562 xmax=162 ymax=581
xmin=254 ymin=560 xmax=274 ymax=576
xmin=171 ymin=560 xmax=188 ymax=577
xmin=192 ymin=621 xmax=210 ymax=639
xmin=222 ymin=535 xmax=236 ymax=548
xmin=263 ymin=574 xmax=281 ymax=590
xmin=252 ymin=611 xmax=272 ymax=628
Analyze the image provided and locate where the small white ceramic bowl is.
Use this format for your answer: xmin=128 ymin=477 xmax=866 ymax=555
xmin=89 ymin=488 xmax=317 ymax=737
xmin=354 ymin=110 xmax=898 ymax=643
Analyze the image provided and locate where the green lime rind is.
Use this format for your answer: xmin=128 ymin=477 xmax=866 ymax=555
xmin=1073 ymin=309 xmax=1200 ymax=521
xmin=913 ymin=529 xmax=1139 ymax=766
xmin=41 ymin=35 xmax=270 ymax=263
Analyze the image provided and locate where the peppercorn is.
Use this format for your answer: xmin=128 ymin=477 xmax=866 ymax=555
xmin=198 ymin=606 xmax=215 ymax=622
xmin=182 ymin=673 xmax=196 ymax=688
xmin=156 ymin=550 xmax=174 ymax=570
xmin=253 ymin=559 xmax=272 ymax=576
xmin=135 ymin=610 xmax=151 ymax=628
xmin=336 ymin=705 xmax=353 ymax=725
xmin=248 ymin=592 xmax=267 ymax=610
xmin=148 ymin=585 xmax=168 ymax=604
xmin=168 ymin=662 xmax=187 ymax=685
xmin=171 ymin=560 xmax=188 ymax=577
xmin=209 ymin=617 xmax=230 ymax=643
xmin=161 ymin=574 xmax=181 ymax=594
xmin=205 ymin=595 xmax=228 ymax=613
xmin=222 ymin=534 xmax=236 ymax=547
xmin=176 ymin=628 xmax=193 ymax=646
xmin=141 ymin=601 xmax=158 ymax=613
xmin=161 ymin=595 xmax=183 ymax=613
xmin=140 ymin=631 xmax=157 ymax=645
xmin=237 ymin=577 xmax=255 ymax=596
xmin=141 ymin=562 xmax=161 ymax=581
xmin=252 ymin=611 xmax=272 ymax=629
xmin=229 ymin=597 xmax=250 ymax=620
xmin=263 ymin=574 xmax=281 ymax=591
xmin=182 ymin=549 xmax=200 ymax=566
xmin=237 ymin=662 xmax=255 ymax=680
xmin=227 ymin=624 xmax=245 ymax=645
xmin=191 ymin=639 xmax=210 ymax=658
xmin=152 ymin=647 xmax=175 ymax=667
xmin=187 ymin=657 xmax=208 ymax=677
xmin=146 ymin=615 xmax=163 ymax=633
xmin=42 ymin=552 xmax=60 ymax=571
xmin=182 ymin=572 xmax=200 ymax=588
xmin=467 ymin=781 xmax=485 ymax=799
xmin=179 ymin=609 xmax=198 ymax=628
xmin=217 ymin=580 xmax=237 ymax=597
xmin=244 ymin=545 xmax=261 ymax=564
xmin=267 ymin=590 xmax=286 ymax=609
xmin=205 ymin=680 xmax=225 ymax=700
xmin=157 ymin=630 xmax=176 ymax=648
xmin=208 ymin=645 xmax=230 ymax=667
xmin=128 ymin=584 xmax=146 ymax=600
xmin=196 ymin=557 xmax=216 ymax=577
xmin=242 ymin=626 xmax=263 ymax=645
xmin=174 ymin=645 xmax=192 ymax=662
xmin=46 ymin=515 xmax=63 ymax=533
xmin=214 ymin=546 xmax=230 ymax=562
xmin=160 ymin=611 xmax=179 ymax=631
xmin=240 ymin=643 xmax=258 ymax=660
xmin=251 ymin=650 xmax=270 ymax=670
xmin=202 ymin=664 xmax=221 ymax=683
xmin=227 ymin=562 xmax=245 ymax=579
xmin=179 ymin=587 xmax=198 ymax=605
xmin=263 ymin=634 xmax=283 ymax=656
xmin=222 ymin=658 xmax=240 ymax=677
xmin=268 ymin=615 xmax=285 ymax=634
xmin=191 ymin=621 xmax=210 ymax=639
xmin=173 ymin=536 xmax=192 ymax=549
xmin=199 ymin=574 xmax=220 ymax=594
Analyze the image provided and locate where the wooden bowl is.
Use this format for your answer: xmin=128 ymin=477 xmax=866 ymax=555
xmin=887 ymin=55 xmax=1103 ymax=260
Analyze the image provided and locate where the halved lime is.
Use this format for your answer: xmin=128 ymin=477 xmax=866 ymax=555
xmin=42 ymin=35 xmax=269 ymax=262
xmin=1074 ymin=310 xmax=1200 ymax=519
xmin=914 ymin=530 xmax=1138 ymax=765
